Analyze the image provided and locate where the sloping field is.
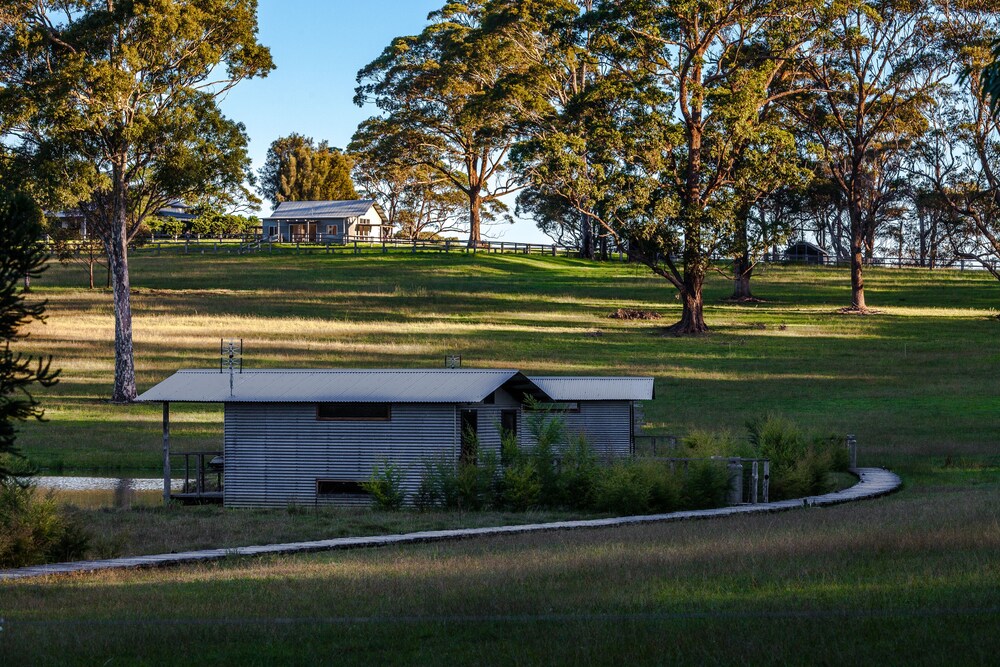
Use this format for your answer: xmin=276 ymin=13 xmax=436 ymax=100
xmin=3 ymin=252 xmax=998 ymax=664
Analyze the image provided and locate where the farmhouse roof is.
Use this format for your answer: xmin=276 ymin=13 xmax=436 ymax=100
xmin=263 ymin=200 xmax=387 ymax=221
xmin=137 ymin=369 xmax=654 ymax=404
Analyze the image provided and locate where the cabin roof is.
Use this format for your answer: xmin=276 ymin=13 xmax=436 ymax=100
xmin=136 ymin=369 xmax=654 ymax=404
xmin=529 ymin=376 xmax=655 ymax=401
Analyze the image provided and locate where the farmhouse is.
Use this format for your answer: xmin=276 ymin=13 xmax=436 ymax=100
xmin=262 ymin=200 xmax=391 ymax=243
xmin=784 ymin=240 xmax=830 ymax=264
xmin=137 ymin=368 xmax=654 ymax=507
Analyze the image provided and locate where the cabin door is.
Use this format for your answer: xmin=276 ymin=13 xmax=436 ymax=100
xmin=460 ymin=409 xmax=478 ymax=463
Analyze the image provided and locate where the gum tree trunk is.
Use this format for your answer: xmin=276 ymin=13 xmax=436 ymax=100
xmin=467 ymin=191 xmax=482 ymax=248
xmin=850 ymin=209 xmax=867 ymax=311
xmin=108 ymin=166 xmax=137 ymax=403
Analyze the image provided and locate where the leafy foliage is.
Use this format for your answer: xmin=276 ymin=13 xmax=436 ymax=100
xmin=0 ymin=0 xmax=273 ymax=401
xmin=259 ymin=134 xmax=358 ymax=207
xmin=362 ymin=459 xmax=407 ymax=511
xmin=0 ymin=191 xmax=59 ymax=483
xmin=0 ymin=481 xmax=90 ymax=568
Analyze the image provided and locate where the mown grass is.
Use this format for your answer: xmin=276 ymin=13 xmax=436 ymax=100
xmin=2 ymin=483 xmax=997 ymax=664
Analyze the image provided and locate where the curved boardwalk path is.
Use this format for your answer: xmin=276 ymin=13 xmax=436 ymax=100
xmin=0 ymin=467 xmax=900 ymax=582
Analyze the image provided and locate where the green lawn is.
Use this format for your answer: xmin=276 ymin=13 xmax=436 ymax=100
xmin=3 ymin=251 xmax=998 ymax=664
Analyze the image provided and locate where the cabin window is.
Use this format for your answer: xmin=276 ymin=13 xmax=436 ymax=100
xmin=316 ymin=403 xmax=391 ymax=421
xmin=326 ymin=224 xmax=339 ymax=235
xmin=316 ymin=479 xmax=369 ymax=496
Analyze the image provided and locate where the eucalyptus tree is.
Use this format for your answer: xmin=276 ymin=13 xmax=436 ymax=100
xmin=788 ymin=0 xmax=943 ymax=311
xmin=513 ymin=0 xmax=826 ymax=332
xmin=354 ymin=2 xmax=527 ymax=247
xmin=0 ymin=1 xmax=273 ymax=402
xmin=919 ymin=2 xmax=1000 ymax=281
xmin=350 ymin=118 xmax=468 ymax=240
xmin=259 ymin=134 xmax=357 ymax=207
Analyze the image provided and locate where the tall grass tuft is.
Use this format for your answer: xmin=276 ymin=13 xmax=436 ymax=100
xmin=0 ymin=480 xmax=90 ymax=567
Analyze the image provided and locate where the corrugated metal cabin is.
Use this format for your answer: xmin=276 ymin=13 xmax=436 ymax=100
xmin=137 ymin=369 xmax=654 ymax=508
xmin=262 ymin=200 xmax=390 ymax=243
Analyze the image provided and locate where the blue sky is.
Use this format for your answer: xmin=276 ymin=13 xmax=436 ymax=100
xmin=218 ymin=0 xmax=547 ymax=242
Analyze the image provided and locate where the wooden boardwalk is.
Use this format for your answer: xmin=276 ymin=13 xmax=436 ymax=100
xmin=0 ymin=467 xmax=900 ymax=582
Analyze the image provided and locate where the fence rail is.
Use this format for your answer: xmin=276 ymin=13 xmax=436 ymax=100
xmin=43 ymin=236 xmax=992 ymax=271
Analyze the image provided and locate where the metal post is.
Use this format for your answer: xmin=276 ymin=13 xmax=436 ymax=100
xmin=751 ymin=460 xmax=759 ymax=504
xmin=727 ymin=458 xmax=744 ymax=505
xmin=162 ymin=402 xmax=171 ymax=504
xmin=847 ymin=434 xmax=857 ymax=468
xmin=762 ymin=460 xmax=770 ymax=503
xmin=196 ymin=454 xmax=204 ymax=496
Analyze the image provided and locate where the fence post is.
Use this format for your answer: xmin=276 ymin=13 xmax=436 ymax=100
xmin=751 ymin=460 xmax=759 ymax=504
xmin=727 ymin=457 xmax=744 ymax=505
xmin=762 ymin=461 xmax=770 ymax=503
xmin=847 ymin=434 xmax=857 ymax=468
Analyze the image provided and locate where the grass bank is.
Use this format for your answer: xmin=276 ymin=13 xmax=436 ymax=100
xmin=15 ymin=252 xmax=1000 ymax=479
xmin=2 ymin=482 xmax=997 ymax=664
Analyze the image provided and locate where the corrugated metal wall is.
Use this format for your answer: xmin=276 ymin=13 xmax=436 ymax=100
xmin=223 ymin=396 xmax=635 ymax=508
xmin=519 ymin=401 xmax=634 ymax=461
xmin=224 ymin=402 xmax=458 ymax=508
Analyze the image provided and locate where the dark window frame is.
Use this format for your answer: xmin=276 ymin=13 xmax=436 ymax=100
xmin=316 ymin=402 xmax=392 ymax=421
xmin=316 ymin=479 xmax=370 ymax=496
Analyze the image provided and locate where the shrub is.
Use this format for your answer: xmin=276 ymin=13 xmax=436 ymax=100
xmin=501 ymin=461 xmax=541 ymax=511
xmin=558 ymin=435 xmax=600 ymax=510
xmin=680 ymin=461 xmax=730 ymax=509
xmin=414 ymin=458 xmax=456 ymax=511
xmin=745 ymin=414 xmax=850 ymax=499
xmin=362 ymin=459 xmax=407 ymax=511
xmin=0 ymin=481 xmax=90 ymax=568
xmin=595 ymin=462 xmax=652 ymax=515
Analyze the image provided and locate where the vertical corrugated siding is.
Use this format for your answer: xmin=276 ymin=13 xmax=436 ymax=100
xmin=223 ymin=397 xmax=635 ymax=508
xmin=224 ymin=402 xmax=457 ymax=508
xmin=520 ymin=401 xmax=634 ymax=461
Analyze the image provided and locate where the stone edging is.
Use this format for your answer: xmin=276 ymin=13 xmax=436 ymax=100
xmin=0 ymin=467 xmax=900 ymax=582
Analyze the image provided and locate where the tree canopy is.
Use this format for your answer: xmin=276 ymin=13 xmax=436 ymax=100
xmin=0 ymin=0 xmax=273 ymax=401
xmin=259 ymin=134 xmax=358 ymax=207
xmin=0 ymin=190 xmax=59 ymax=483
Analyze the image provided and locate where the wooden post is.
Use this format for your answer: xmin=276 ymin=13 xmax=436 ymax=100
xmin=847 ymin=434 xmax=857 ymax=468
xmin=162 ymin=402 xmax=171 ymax=504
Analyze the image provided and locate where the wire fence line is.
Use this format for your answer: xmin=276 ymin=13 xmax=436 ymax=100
xmin=44 ymin=235 xmax=993 ymax=271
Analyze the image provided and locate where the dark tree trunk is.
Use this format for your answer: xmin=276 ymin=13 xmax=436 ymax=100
xmin=88 ymin=260 xmax=94 ymax=290
xmin=850 ymin=209 xmax=867 ymax=311
xmin=107 ymin=169 xmax=137 ymax=403
xmin=466 ymin=191 xmax=482 ymax=249
xmin=732 ymin=254 xmax=754 ymax=300
xmin=731 ymin=203 xmax=755 ymax=300
xmin=580 ymin=216 xmax=594 ymax=259
xmin=668 ymin=279 xmax=708 ymax=334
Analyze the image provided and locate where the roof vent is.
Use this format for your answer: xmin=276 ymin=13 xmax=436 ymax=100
xmin=445 ymin=354 xmax=461 ymax=369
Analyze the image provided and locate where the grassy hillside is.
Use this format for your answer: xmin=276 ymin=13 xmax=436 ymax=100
xmin=3 ymin=252 xmax=999 ymax=664
xmin=15 ymin=251 xmax=1000 ymax=477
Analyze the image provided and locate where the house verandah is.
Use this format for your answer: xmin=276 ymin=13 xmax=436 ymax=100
xmin=262 ymin=200 xmax=391 ymax=243
xmin=137 ymin=369 xmax=654 ymax=508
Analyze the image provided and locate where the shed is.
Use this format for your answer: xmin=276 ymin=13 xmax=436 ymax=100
xmin=137 ymin=369 xmax=654 ymax=507
xmin=784 ymin=240 xmax=830 ymax=264
xmin=262 ymin=200 xmax=390 ymax=243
